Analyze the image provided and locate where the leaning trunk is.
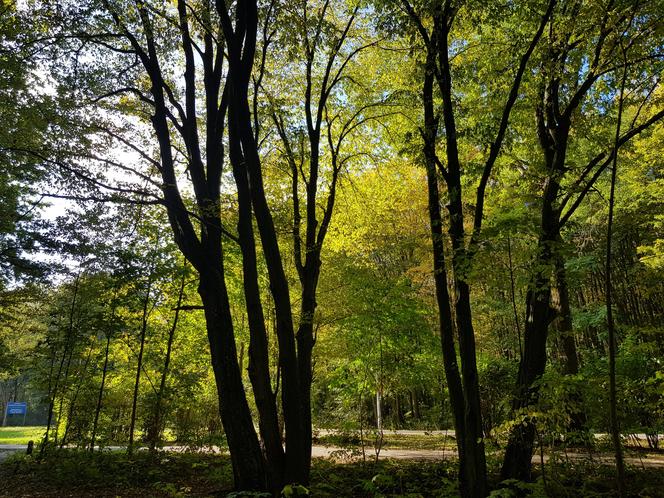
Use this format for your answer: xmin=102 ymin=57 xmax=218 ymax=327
xmin=198 ymin=271 xmax=267 ymax=491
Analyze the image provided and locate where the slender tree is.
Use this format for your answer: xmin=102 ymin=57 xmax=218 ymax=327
xmin=399 ymin=1 xmax=555 ymax=494
xmin=147 ymin=261 xmax=187 ymax=451
xmin=605 ymin=44 xmax=628 ymax=497
xmin=502 ymin=0 xmax=664 ymax=478
xmin=267 ymin=0 xmax=385 ymax=476
xmin=127 ymin=268 xmax=154 ymax=455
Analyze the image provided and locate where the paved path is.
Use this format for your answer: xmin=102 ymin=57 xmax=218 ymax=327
xmin=311 ymin=445 xmax=664 ymax=467
xmin=1 ymin=443 xmax=663 ymax=468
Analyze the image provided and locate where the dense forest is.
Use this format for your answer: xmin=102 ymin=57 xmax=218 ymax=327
xmin=0 ymin=0 xmax=663 ymax=496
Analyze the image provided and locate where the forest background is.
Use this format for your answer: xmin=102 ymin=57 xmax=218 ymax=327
xmin=0 ymin=0 xmax=663 ymax=496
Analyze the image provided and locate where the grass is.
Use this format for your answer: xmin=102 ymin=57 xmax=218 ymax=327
xmin=313 ymin=430 xmax=456 ymax=451
xmin=0 ymin=426 xmax=45 ymax=445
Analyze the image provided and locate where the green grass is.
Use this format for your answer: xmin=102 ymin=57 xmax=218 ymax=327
xmin=0 ymin=426 xmax=45 ymax=445
xmin=313 ymin=431 xmax=456 ymax=451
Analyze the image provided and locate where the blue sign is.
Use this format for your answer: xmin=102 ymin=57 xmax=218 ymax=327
xmin=6 ymin=402 xmax=27 ymax=416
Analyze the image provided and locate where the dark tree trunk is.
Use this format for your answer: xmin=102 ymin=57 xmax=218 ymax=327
xmin=295 ymin=272 xmax=318 ymax=482
xmin=501 ymin=113 xmax=570 ymax=480
xmin=501 ymin=186 xmax=560 ymax=480
xmin=553 ymin=254 xmax=579 ymax=376
xmin=198 ymin=271 xmax=267 ymax=491
xmin=229 ymin=127 xmax=284 ymax=490
xmin=421 ymin=61 xmax=470 ymax=496
xmin=148 ymin=264 xmax=187 ymax=452
xmin=605 ymin=58 xmax=627 ymax=496
xmin=128 ymin=276 xmax=153 ymax=454
xmin=222 ymin=0 xmax=307 ymax=485
xmin=437 ymin=15 xmax=488 ymax=494
xmin=90 ymin=333 xmax=111 ymax=452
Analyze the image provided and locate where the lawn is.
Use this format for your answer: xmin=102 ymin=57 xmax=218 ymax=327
xmin=0 ymin=426 xmax=45 ymax=445
xmin=313 ymin=430 xmax=457 ymax=451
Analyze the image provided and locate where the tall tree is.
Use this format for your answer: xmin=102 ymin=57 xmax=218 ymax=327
xmin=28 ymin=0 xmax=326 ymax=490
xmin=502 ymin=0 xmax=664 ymax=479
xmin=397 ymin=0 xmax=555 ymax=495
xmin=265 ymin=0 xmax=385 ymax=476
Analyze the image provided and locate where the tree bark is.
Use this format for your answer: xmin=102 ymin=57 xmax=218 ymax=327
xmin=553 ymin=253 xmax=579 ymax=376
xmin=198 ymin=270 xmax=267 ymax=491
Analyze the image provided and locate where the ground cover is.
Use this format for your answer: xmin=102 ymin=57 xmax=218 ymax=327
xmin=1 ymin=448 xmax=664 ymax=497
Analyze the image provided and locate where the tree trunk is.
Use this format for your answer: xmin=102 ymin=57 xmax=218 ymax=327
xmin=411 ymin=391 xmax=421 ymax=420
xmin=225 ymin=10 xmax=306 ymax=483
xmin=296 ymin=273 xmax=318 ymax=483
xmin=198 ymin=271 xmax=267 ymax=491
xmin=230 ymin=141 xmax=284 ymax=490
xmin=605 ymin=58 xmax=627 ymax=496
xmin=453 ymin=281 xmax=488 ymax=497
xmin=422 ymin=58 xmax=478 ymax=497
xmin=501 ymin=121 xmax=569 ymax=480
xmin=90 ymin=334 xmax=111 ymax=452
xmin=148 ymin=263 xmax=186 ymax=452
xmin=553 ymin=255 xmax=579 ymax=376
xmin=60 ymin=342 xmax=94 ymax=448
xmin=128 ymin=276 xmax=153 ymax=454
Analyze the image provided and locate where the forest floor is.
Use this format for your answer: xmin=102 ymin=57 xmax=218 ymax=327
xmin=0 ymin=427 xmax=664 ymax=498
xmin=1 ymin=428 xmax=663 ymax=467
xmin=1 ymin=447 xmax=664 ymax=497
xmin=2 ymin=428 xmax=664 ymax=495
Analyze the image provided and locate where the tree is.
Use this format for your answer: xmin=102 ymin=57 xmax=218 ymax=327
xmin=394 ymin=1 xmax=555 ymax=494
xmin=264 ymin=0 xmax=386 ymax=475
xmin=501 ymin=0 xmax=664 ymax=479
xmin=28 ymin=0 xmax=331 ymax=490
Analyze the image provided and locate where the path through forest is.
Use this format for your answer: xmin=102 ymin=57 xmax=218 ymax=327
xmin=1 ymin=441 xmax=663 ymax=468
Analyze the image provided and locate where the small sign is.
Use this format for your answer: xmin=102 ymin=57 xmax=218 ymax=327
xmin=6 ymin=402 xmax=27 ymax=416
